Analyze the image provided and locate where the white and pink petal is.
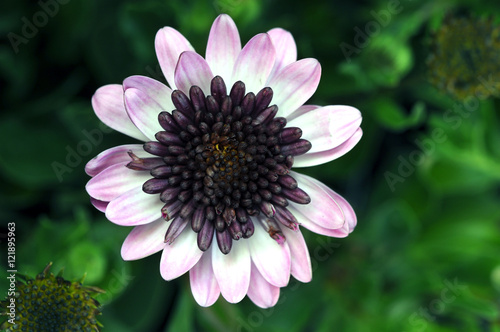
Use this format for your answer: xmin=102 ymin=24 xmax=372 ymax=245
xmin=267 ymin=28 xmax=297 ymax=81
xmin=231 ymin=33 xmax=276 ymax=94
xmin=92 ymin=85 xmax=149 ymax=142
xmin=309 ymin=177 xmax=358 ymax=232
xmin=288 ymin=105 xmax=362 ymax=154
xmin=121 ymin=218 xmax=169 ymax=260
xmin=293 ymin=212 xmax=350 ymax=238
xmin=281 ymin=227 xmax=312 ymax=283
xmin=86 ymin=162 xmax=151 ymax=202
xmin=267 ymin=59 xmax=321 ymax=118
xmin=289 ymin=171 xmax=345 ymax=229
xmin=206 ymin=14 xmax=241 ymax=86
xmin=160 ymin=228 xmax=203 ymax=280
xmin=174 ymin=51 xmax=214 ymax=96
xmin=155 ymin=27 xmax=195 ymax=90
xmin=90 ymin=197 xmax=108 ymax=213
xmin=286 ymin=104 xmax=320 ymax=121
xmin=124 ymin=88 xmax=165 ymax=141
xmin=247 ymin=262 xmax=280 ymax=308
xmin=287 ymin=173 xmax=357 ymax=236
xmin=123 ymin=75 xmax=174 ymax=112
xmin=190 ymin=252 xmax=220 ymax=307
xmin=293 ymin=128 xmax=363 ymax=167
xmin=212 ymin=239 xmax=251 ymax=303
xmin=248 ymin=222 xmax=291 ymax=287
xmin=85 ymin=144 xmax=150 ymax=177
xmin=105 ymin=186 xmax=164 ymax=226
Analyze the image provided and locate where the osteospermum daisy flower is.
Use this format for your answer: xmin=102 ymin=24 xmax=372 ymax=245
xmin=85 ymin=14 xmax=362 ymax=308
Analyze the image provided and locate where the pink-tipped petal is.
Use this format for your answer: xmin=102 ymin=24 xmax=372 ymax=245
xmin=124 ymin=88 xmax=165 ymax=141
xmin=106 ymin=186 xmax=163 ymax=226
xmin=174 ymin=51 xmax=214 ymax=96
xmin=85 ymin=144 xmax=150 ymax=177
xmin=309 ymin=177 xmax=358 ymax=232
xmin=232 ymin=33 xmax=276 ymax=93
xmin=123 ymin=75 xmax=174 ymax=111
xmin=289 ymin=105 xmax=362 ymax=153
xmin=267 ymin=28 xmax=297 ymax=80
xmin=121 ymin=219 xmax=168 ymax=260
xmin=190 ymin=252 xmax=220 ymax=307
xmin=268 ymin=58 xmax=321 ymax=118
xmin=290 ymin=208 xmax=350 ymax=238
xmin=289 ymin=171 xmax=345 ymax=229
xmin=287 ymin=175 xmax=357 ymax=237
xmin=206 ymin=14 xmax=241 ymax=85
xmin=155 ymin=27 xmax=195 ymax=89
xmin=92 ymin=85 xmax=149 ymax=142
xmin=286 ymin=104 xmax=321 ymax=121
xmin=294 ymin=128 xmax=363 ymax=167
xmin=212 ymin=239 xmax=251 ymax=303
xmin=160 ymin=229 xmax=203 ymax=280
xmin=86 ymin=162 xmax=151 ymax=202
xmin=248 ymin=222 xmax=291 ymax=287
xmin=247 ymin=262 xmax=280 ymax=308
xmin=90 ymin=197 xmax=108 ymax=213
xmin=281 ymin=227 xmax=312 ymax=283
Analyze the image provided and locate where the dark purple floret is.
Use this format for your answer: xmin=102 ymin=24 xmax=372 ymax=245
xmin=127 ymin=76 xmax=311 ymax=254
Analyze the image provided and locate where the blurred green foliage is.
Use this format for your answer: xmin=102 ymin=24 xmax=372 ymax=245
xmin=1 ymin=0 xmax=500 ymax=331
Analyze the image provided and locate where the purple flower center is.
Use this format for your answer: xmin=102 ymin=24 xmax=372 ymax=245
xmin=127 ymin=76 xmax=312 ymax=254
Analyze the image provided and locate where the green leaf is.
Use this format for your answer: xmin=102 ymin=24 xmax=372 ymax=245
xmin=67 ymin=242 xmax=107 ymax=285
xmin=372 ymin=97 xmax=425 ymax=130
xmin=0 ymin=118 xmax=75 ymax=187
xmin=420 ymin=158 xmax=497 ymax=194
xmin=491 ymin=265 xmax=500 ymax=292
xmin=165 ymin=288 xmax=194 ymax=332
xmin=451 ymin=293 xmax=500 ymax=320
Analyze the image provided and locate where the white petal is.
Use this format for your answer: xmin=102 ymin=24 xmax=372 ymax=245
xmin=248 ymin=222 xmax=291 ymax=287
xmin=290 ymin=171 xmax=345 ymax=229
xmin=155 ymin=27 xmax=195 ymax=89
xmin=90 ymin=197 xmax=108 ymax=212
xmin=247 ymin=262 xmax=280 ymax=308
xmin=189 ymin=251 xmax=220 ymax=307
xmin=121 ymin=219 xmax=168 ymax=260
xmin=231 ymin=33 xmax=276 ymax=93
xmin=286 ymin=104 xmax=320 ymax=121
xmin=124 ymin=88 xmax=165 ymax=141
xmin=212 ymin=238 xmax=251 ymax=303
xmin=281 ymin=227 xmax=312 ymax=283
xmin=310 ymin=178 xmax=358 ymax=232
xmin=206 ymin=14 xmax=241 ymax=85
xmin=92 ymin=85 xmax=148 ymax=141
xmin=106 ymin=186 xmax=163 ymax=226
xmin=123 ymin=75 xmax=174 ymax=112
xmin=267 ymin=28 xmax=297 ymax=81
xmin=267 ymin=59 xmax=321 ymax=118
xmin=174 ymin=51 xmax=214 ymax=96
xmin=294 ymin=128 xmax=363 ymax=167
xmin=291 ymin=208 xmax=350 ymax=238
xmin=288 ymin=105 xmax=362 ymax=153
xmin=86 ymin=162 xmax=151 ymax=202
xmin=160 ymin=229 xmax=203 ymax=280
xmin=287 ymin=174 xmax=357 ymax=238
xmin=85 ymin=144 xmax=149 ymax=177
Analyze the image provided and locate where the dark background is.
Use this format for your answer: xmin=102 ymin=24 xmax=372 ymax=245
xmin=1 ymin=0 xmax=500 ymax=331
